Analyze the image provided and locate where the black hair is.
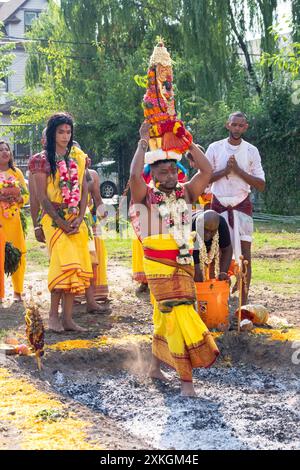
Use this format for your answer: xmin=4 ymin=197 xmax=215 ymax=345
xmin=45 ymin=112 xmax=74 ymax=177
xmin=228 ymin=111 xmax=248 ymax=122
xmin=0 ymin=140 xmax=16 ymax=171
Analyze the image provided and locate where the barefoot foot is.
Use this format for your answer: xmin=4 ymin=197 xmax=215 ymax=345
xmin=48 ymin=316 xmax=64 ymax=333
xmin=62 ymin=320 xmax=87 ymax=332
xmin=86 ymin=302 xmax=109 ymax=314
xmin=13 ymin=293 xmax=23 ymax=303
xmin=180 ymin=382 xmax=197 ymax=397
xmin=148 ymin=368 xmax=170 ymax=382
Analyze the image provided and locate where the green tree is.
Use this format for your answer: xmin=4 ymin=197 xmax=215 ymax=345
xmin=19 ymin=0 xmax=183 ymax=186
xmin=248 ymin=79 xmax=300 ymax=215
xmin=180 ymin=0 xmax=240 ymax=104
xmin=260 ymin=15 xmax=300 ymax=78
xmin=0 ymin=23 xmax=15 ymax=88
xmin=292 ymin=0 xmax=300 ymax=42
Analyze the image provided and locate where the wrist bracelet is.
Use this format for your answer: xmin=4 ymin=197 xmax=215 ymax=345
xmin=34 ymin=226 xmax=42 ymax=231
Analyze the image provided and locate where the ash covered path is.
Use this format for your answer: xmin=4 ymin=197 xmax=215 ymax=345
xmin=53 ymin=361 xmax=299 ymax=450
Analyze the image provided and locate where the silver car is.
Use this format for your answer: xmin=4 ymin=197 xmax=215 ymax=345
xmin=94 ymin=160 xmax=119 ymax=198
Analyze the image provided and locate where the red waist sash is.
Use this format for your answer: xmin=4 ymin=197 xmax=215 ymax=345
xmin=143 ymin=247 xmax=193 ymax=261
xmin=211 ymin=195 xmax=252 ymax=229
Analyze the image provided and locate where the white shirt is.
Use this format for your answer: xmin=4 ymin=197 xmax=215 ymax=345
xmin=206 ymin=138 xmax=265 ymax=201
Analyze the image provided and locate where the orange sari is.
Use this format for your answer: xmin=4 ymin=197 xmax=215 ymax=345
xmin=0 ymin=225 xmax=5 ymax=298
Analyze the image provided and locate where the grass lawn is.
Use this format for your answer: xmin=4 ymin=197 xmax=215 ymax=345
xmin=26 ymin=223 xmax=49 ymax=270
xmin=252 ymin=221 xmax=300 ymax=294
xmin=253 ymin=223 xmax=300 ymax=251
xmin=252 ymin=258 xmax=300 ymax=283
xmin=104 ymin=233 xmax=132 ymax=265
xmin=253 ymin=220 xmax=300 ymax=233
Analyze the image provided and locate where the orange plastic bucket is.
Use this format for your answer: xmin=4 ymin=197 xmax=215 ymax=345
xmin=195 ymin=279 xmax=230 ymax=329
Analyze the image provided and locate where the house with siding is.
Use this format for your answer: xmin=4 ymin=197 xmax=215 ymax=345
xmin=0 ymin=0 xmax=47 ymax=159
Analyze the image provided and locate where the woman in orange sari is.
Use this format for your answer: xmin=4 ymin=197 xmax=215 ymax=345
xmin=29 ymin=113 xmax=93 ymax=332
xmin=0 ymin=141 xmax=28 ymax=301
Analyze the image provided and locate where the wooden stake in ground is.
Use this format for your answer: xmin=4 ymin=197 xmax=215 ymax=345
xmin=237 ymin=256 xmax=249 ymax=333
xmin=237 ymin=256 xmax=243 ymax=333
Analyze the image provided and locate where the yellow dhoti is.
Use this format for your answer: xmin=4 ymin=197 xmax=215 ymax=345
xmin=132 ymin=237 xmax=147 ymax=284
xmin=93 ymin=229 xmax=109 ymax=300
xmin=42 ymin=213 xmax=92 ymax=294
xmin=74 ymin=216 xmax=109 ymax=303
xmin=142 ymin=235 xmax=219 ymax=382
xmin=0 ymin=226 xmax=5 ymax=298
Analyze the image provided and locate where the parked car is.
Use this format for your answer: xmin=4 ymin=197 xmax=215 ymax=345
xmin=93 ymin=160 xmax=119 ymax=198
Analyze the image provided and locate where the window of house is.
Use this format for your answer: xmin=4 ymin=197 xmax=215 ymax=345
xmin=24 ymin=11 xmax=40 ymax=33
xmin=14 ymin=142 xmax=31 ymax=158
xmin=0 ymin=78 xmax=8 ymax=93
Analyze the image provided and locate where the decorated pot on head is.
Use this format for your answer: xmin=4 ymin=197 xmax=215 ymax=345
xmin=139 ymin=41 xmax=193 ymax=267
xmin=143 ymin=40 xmax=193 ymax=165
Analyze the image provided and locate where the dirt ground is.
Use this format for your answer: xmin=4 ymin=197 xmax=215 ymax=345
xmin=0 ymin=246 xmax=299 ymax=450
xmin=249 ymin=246 xmax=300 ymax=327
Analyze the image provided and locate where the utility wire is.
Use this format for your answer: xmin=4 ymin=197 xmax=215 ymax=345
xmin=28 ymin=51 xmax=95 ymax=60
xmin=3 ymin=35 xmax=264 ymax=56
xmin=0 ymin=46 xmax=263 ymax=61
xmin=2 ymin=35 xmax=97 ymax=46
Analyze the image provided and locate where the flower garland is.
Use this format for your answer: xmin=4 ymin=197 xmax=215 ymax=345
xmin=56 ymin=147 xmax=80 ymax=214
xmin=199 ymin=232 xmax=220 ymax=281
xmin=149 ymin=181 xmax=192 ymax=264
xmin=143 ymin=66 xmax=176 ymax=127
xmin=0 ymin=173 xmax=21 ymax=218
